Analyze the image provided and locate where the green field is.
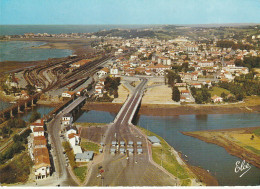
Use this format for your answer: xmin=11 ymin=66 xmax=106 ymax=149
xmin=73 ymin=166 xmax=88 ymax=182
xmin=80 ymin=140 xmax=100 ymax=153
xmin=209 ymin=86 xmax=231 ymax=96
xmin=136 ymin=126 xmax=194 ymax=186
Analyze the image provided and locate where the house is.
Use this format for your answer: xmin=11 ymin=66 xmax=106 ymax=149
xmin=62 ymin=113 xmax=73 ymax=126
xmin=33 ymin=136 xmax=47 ymax=149
xmin=33 ymin=127 xmax=44 ymax=137
xmin=198 ymin=61 xmax=214 ymax=67
xmin=62 ymin=91 xmax=75 ymax=98
xmin=191 ymin=83 xmax=202 ymax=89
xmin=97 ymin=67 xmax=109 ymax=78
xmin=181 ymin=90 xmax=190 ymax=95
xmin=33 ymin=147 xmax=51 ymax=180
xmin=70 ymin=59 xmax=90 ymax=68
xmin=65 ymin=126 xmax=77 ymax=139
xmin=30 ymin=119 xmax=45 ymax=132
xmin=72 ymin=145 xmax=83 ymax=155
xmin=147 ymin=136 xmax=161 ymax=146
xmin=211 ymin=95 xmax=223 ymax=103
xmin=68 ymin=133 xmax=80 ymax=147
xmin=75 ymin=151 xmax=94 ymax=162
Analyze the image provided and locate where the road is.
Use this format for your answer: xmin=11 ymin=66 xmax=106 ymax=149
xmin=86 ymin=79 xmax=178 ymax=186
xmin=47 ymin=96 xmax=86 ymax=186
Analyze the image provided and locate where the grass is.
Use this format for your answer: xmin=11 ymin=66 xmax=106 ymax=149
xmin=209 ymin=87 xmax=231 ymax=97
xmin=0 ymin=151 xmax=33 ymax=184
xmin=73 ymin=122 xmax=106 ymax=127
xmin=80 ymin=140 xmax=100 ymax=153
xmin=62 ymin=141 xmax=76 ymax=168
xmin=244 ymin=96 xmax=260 ymax=106
xmin=136 ymin=126 xmax=193 ymax=186
xmin=245 ymin=146 xmax=260 ymax=155
xmin=73 ymin=166 xmax=88 ymax=182
xmin=253 ymin=128 xmax=260 ymax=137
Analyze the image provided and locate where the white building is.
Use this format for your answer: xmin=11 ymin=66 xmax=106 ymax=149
xmin=62 ymin=113 xmax=73 ymax=126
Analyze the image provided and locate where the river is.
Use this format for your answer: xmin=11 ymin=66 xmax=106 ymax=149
xmin=75 ymin=110 xmax=260 ymax=186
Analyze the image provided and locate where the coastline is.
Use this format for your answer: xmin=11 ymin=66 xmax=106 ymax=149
xmin=182 ymin=127 xmax=260 ymax=169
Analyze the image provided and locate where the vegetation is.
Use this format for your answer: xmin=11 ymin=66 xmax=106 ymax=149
xmin=63 ymin=141 xmax=76 ymax=168
xmin=0 ymin=128 xmax=31 ymax=164
xmin=172 ymin=63 xmax=195 ymax=73
xmin=253 ymin=128 xmax=260 ymax=137
xmin=0 ymin=118 xmax=26 ymax=138
xmin=73 ymin=166 xmax=88 ymax=182
xmin=104 ymin=76 xmax=121 ymax=98
xmin=235 ymin=56 xmax=260 ymax=69
xmin=29 ymin=111 xmax=41 ymax=123
xmin=209 ymin=87 xmax=231 ymax=97
xmin=136 ymin=126 xmax=194 ymax=186
xmin=80 ymin=141 xmax=100 ymax=153
xmin=216 ymin=40 xmax=254 ymax=50
xmin=172 ymin=86 xmax=180 ymax=102
xmin=73 ymin=122 xmax=106 ymax=127
xmin=25 ymin=84 xmax=36 ymax=95
xmin=190 ymin=87 xmax=211 ymax=104
xmin=0 ymin=152 xmax=33 ymax=184
xmin=165 ymin=70 xmax=182 ymax=86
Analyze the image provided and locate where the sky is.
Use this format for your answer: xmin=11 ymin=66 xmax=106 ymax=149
xmin=0 ymin=0 xmax=260 ymax=25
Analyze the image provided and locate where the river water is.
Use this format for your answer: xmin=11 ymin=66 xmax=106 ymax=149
xmin=75 ymin=110 xmax=260 ymax=186
xmin=0 ymin=41 xmax=73 ymax=62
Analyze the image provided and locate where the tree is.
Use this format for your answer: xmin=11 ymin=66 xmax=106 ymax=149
xmin=201 ymin=88 xmax=211 ymax=103
xmin=172 ymin=86 xmax=180 ymax=102
xmin=25 ymin=84 xmax=36 ymax=95
xmin=13 ymin=134 xmax=22 ymax=143
xmin=221 ymin=92 xmax=227 ymax=99
xmin=29 ymin=111 xmax=41 ymax=123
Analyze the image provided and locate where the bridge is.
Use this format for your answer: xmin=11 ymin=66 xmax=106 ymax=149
xmin=86 ymin=79 xmax=178 ymax=186
xmin=0 ymin=93 xmax=41 ymax=119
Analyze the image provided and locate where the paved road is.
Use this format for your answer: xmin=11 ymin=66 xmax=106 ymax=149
xmin=86 ymin=79 xmax=177 ymax=186
xmin=47 ymin=96 xmax=86 ymax=186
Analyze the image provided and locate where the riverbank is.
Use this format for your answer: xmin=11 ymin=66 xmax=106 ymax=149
xmin=136 ymin=125 xmax=218 ymax=186
xmin=6 ymin=38 xmax=95 ymax=56
xmin=81 ymin=96 xmax=260 ymax=116
xmin=182 ymin=126 xmax=260 ymax=169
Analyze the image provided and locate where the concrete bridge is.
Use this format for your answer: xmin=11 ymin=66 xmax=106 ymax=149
xmin=0 ymin=93 xmax=41 ymax=119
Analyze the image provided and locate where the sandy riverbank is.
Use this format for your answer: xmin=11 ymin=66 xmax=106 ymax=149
xmin=82 ymin=101 xmax=260 ymax=116
xmin=7 ymin=38 xmax=96 ymax=56
xmin=182 ymin=126 xmax=260 ymax=169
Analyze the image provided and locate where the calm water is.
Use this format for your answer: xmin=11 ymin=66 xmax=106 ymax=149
xmin=0 ymin=41 xmax=72 ymax=62
xmin=137 ymin=113 xmax=260 ymax=186
xmin=0 ymin=25 xmax=154 ymax=36
xmin=75 ymin=110 xmax=116 ymax=123
xmin=0 ymin=101 xmax=11 ymax=111
xmin=75 ymin=111 xmax=260 ymax=186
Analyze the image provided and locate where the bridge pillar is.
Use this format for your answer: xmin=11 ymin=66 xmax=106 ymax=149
xmin=18 ymin=105 xmax=23 ymax=113
xmin=32 ymin=99 xmax=36 ymax=106
xmin=10 ymin=109 xmax=14 ymax=117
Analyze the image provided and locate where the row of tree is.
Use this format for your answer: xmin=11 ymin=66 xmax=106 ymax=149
xmin=216 ymin=40 xmax=254 ymax=50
